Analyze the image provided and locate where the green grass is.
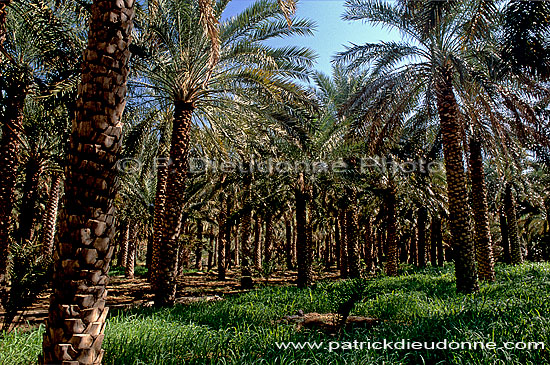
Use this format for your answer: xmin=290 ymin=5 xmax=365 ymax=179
xmin=2 ymin=263 xmax=550 ymax=364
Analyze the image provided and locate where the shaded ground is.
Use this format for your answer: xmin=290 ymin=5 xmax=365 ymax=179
xmin=1 ymin=266 xmax=340 ymax=330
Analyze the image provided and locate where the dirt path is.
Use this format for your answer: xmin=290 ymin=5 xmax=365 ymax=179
xmin=1 ymin=267 xmax=340 ymax=330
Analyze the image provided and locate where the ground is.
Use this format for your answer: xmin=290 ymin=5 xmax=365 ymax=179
xmin=0 ymin=265 xmax=339 ymax=330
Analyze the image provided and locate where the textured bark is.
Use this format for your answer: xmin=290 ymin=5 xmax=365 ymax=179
xmin=499 ymin=211 xmax=510 ymax=264
xmin=224 ymin=197 xmax=233 ymax=270
xmin=335 ymin=217 xmax=341 ymax=270
xmin=217 ymin=197 xmax=227 ymax=280
xmin=207 ymin=225 xmax=215 ymax=271
xmin=285 ymin=218 xmax=293 ymax=269
xmin=417 ymin=207 xmax=427 ymax=267
xmin=125 ymin=228 xmax=137 ymax=279
xmin=41 ymin=174 xmax=63 ymax=257
xmin=505 ymin=184 xmax=523 ymax=265
xmin=149 ymin=155 xmax=168 ymax=286
xmin=233 ymin=224 xmax=239 ymax=267
xmin=263 ymin=213 xmax=273 ymax=265
xmin=240 ymin=204 xmax=253 ymax=288
xmin=295 ymin=175 xmax=313 ymax=287
xmin=40 ymin=0 xmax=134 ymax=363
xmin=408 ymin=230 xmax=417 ymax=266
xmin=431 ymin=217 xmax=442 ymax=267
xmin=385 ymin=188 xmax=398 ymax=276
xmin=194 ymin=221 xmax=203 ymax=270
xmin=346 ymin=200 xmax=360 ymax=278
xmin=338 ymin=209 xmax=348 ymax=278
xmin=120 ymin=224 xmax=129 ymax=268
xmin=18 ymin=157 xmax=43 ymax=243
xmin=0 ymin=84 xmax=26 ymax=299
xmin=253 ymin=213 xmax=262 ymax=270
xmin=363 ymin=218 xmax=373 ymax=272
xmin=436 ymin=67 xmax=478 ymax=293
xmin=154 ymin=100 xmax=193 ymax=306
xmin=468 ymin=140 xmax=495 ymax=280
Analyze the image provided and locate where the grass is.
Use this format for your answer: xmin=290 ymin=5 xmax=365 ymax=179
xmin=1 ymin=262 xmax=549 ymax=364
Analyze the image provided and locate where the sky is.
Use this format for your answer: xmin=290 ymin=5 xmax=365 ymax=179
xmin=222 ymin=0 xmax=399 ymax=79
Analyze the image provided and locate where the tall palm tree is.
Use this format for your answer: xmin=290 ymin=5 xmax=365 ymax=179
xmin=40 ymin=0 xmax=135 ymax=363
xmin=132 ymin=0 xmax=315 ymax=305
xmin=335 ymin=0 xmax=493 ymax=292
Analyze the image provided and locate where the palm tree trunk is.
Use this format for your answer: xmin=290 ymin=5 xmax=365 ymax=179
xmin=18 ymin=157 xmax=43 ymax=243
xmin=346 ymin=195 xmax=360 ymax=278
xmin=363 ymin=218 xmax=373 ymax=272
xmin=431 ymin=216 xmax=442 ymax=267
xmin=207 ymin=224 xmax=215 ymax=271
xmin=295 ymin=175 xmax=313 ymax=287
xmin=385 ymin=188 xmax=398 ymax=276
xmin=335 ymin=217 xmax=341 ymax=270
xmin=285 ymin=218 xmax=293 ymax=269
xmin=125 ymin=228 xmax=137 ymax=279
xmin=417 ymin=206 xmax=427 ymax=267
xmin=40 ymin=0 xmax=135 ymax=362
xmin=468 ymin=139 xmax=495 ymax=280
xmin=154 ymin=100 xmax=194 ymax=306
xmin=149 ymin=155 xmax=168 ymax=286
xmin=194 ymin=221 xmax=203 ymax=270
xmin=41 ymin=173 xmax=63 ymax=257
xmin=263 ymin=212 xmax=273 ymax=265
xmin=253 ymin=213 xmax=262 ymax=270
xmin=505 ymin=183 xmax=523 ymax=264
xmin=338 ymin=209 xmax=348 ymax=278
xmin=119 ymin=223 xmax=129 ymax=268
xmin=217 ymin=197 xmax=227 ymax=280
xmin=436 ymin=68 xmax=478 ymax=293
xmin=0 ymin=85 xmax=26 ymax=300
xmin=240 ymin=206 xmax=253 ymax=288
xmin=499 ymin=210 xmax=510 ymax=264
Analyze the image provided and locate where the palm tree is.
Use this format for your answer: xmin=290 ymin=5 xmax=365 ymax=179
xmin=40 ymin=0 xmax=135 ymax=363
xmin=468 ymin=138 xmax=495 ymax=280
xmin=335 ymin=0 xmax=492 ymax=292
xmin=505 ymin=183 xmax=523 ymax=264
xmin=132 ymin=0 xmax=315 ymax=305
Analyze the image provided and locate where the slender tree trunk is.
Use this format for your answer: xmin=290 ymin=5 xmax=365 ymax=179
xmin=125 ymin=228 xmax=137 ymax=279
xmin=285 ymin=218 xmax=293 ymax=269
xmin=338 ymin=209 xmax=348 ymax=278
xmin=217 ymin=197 xmax=227 ymax=280
xmin=234 ymin=224 xmax=239 ymax=267
xmin=41 ymin=1 xmax=135 ymax=362
xmin=385 ymin=188 xmax=398 ymax=276
xmin=408 ymin=230 xmax=417 ymax=266
xmin=41 ymin=174 xmax=63 ymax=257
xmin=296 ymin=175 xmax=313 ymax=287
xmin=436 ymin=67 xmax=478 ymax=293
xmin=253 ymin=213 xmax=262 ymax=271
xmin=324 ymin=229 xmax=331 ymax=268
xmin=194 ymin=221 xmax=203 ymax=270
xmin=399 ymin=231 xmax=409 ymax=264
xmin=149 ymin=155 xmax=168 ymax=285
xmin=505 ymin=183 xmax=523 ymax=265
xmin=364 ymin=218 xmax=373 ymax=272
xmin=154 ymin=100 xmax=194 ymax=306
xmin=431 ymin=217 xmax=442 ymax=267
xmin=335 ymin=216 xmax=341 ymax=271
xmin=468 ymin=139 xmax=495 ymax=280
xmin=18 ymin=157 xmax=43 ymax=243
xmin=120 ymin=224 xmax=130 ymax=268
xmin=240 ymin=205 xmax=253 ymax=288
xmin=263 ymin=212 xmax=273 ymax=266
xmin=224 ymin=197 xmax=233 ymax=270
xmin=417 ymin=206 xmax=427 ymax=267
xmin=499 ymin=210 xmax=510 ymax=264
xmin=346 ymin=193 xmax=360 ymax=278
xmin=207 ymin=225 xmax=215 ymax=271
xmin=0 ymin=84 xmax=26 ymax=300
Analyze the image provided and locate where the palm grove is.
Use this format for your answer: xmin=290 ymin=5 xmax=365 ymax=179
xmin=0 ymin=0 xmax=548 ymax=363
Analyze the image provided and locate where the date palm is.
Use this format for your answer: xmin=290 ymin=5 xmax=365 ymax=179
xmin=132 ymin=0 xmax=315 ymax=305
xmin=334 ymin=0 xmax=510 ymax=292
xmin=40 ymin=0 xmax=135 ymax=363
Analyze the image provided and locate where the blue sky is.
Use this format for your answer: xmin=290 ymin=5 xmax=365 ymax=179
xmin=222 ymin=0 xmax=399 ymax=78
